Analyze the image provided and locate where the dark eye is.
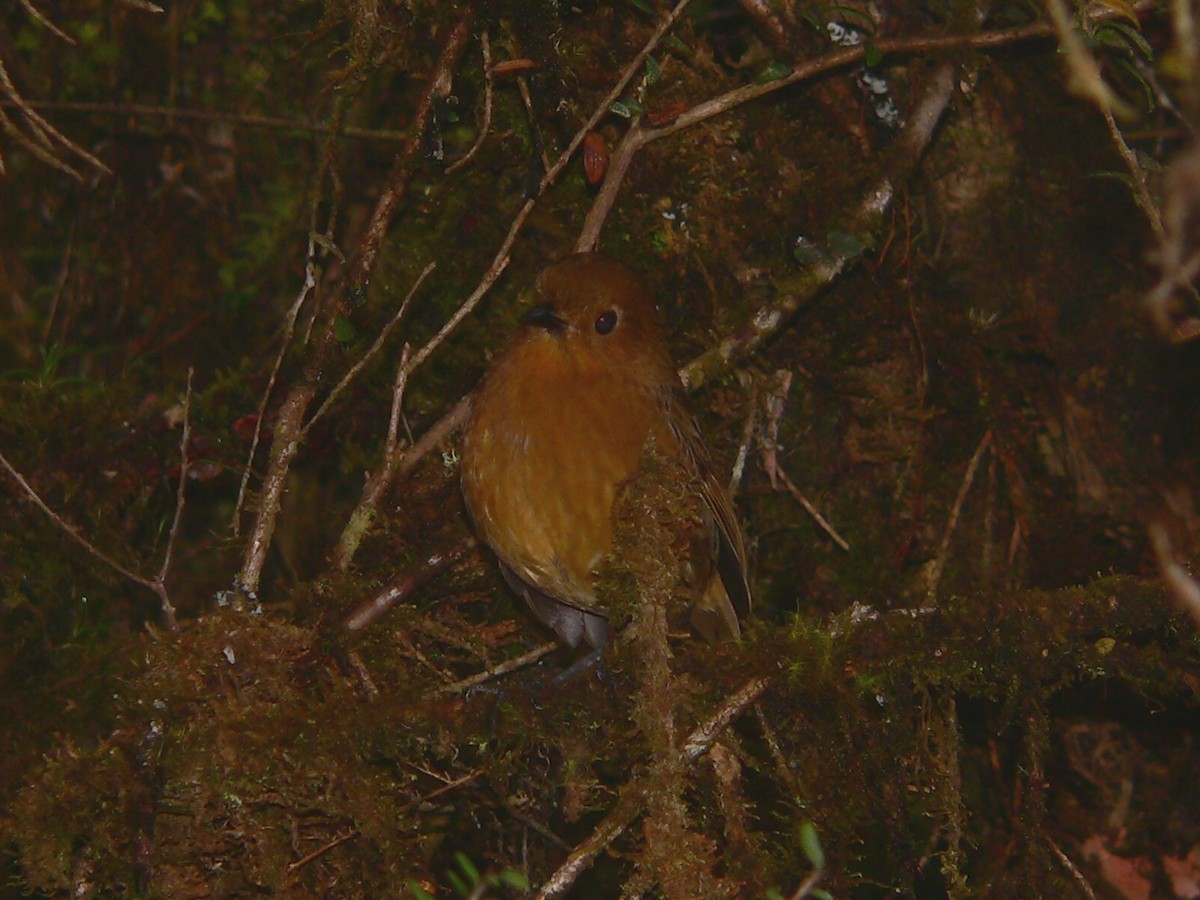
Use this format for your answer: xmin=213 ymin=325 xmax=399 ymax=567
xmin=594 ymin=310 xmax=618 ymax=335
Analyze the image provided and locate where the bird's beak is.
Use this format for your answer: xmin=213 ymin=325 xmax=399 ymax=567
xmin=522 ymin=304 xmax=567 ymax=333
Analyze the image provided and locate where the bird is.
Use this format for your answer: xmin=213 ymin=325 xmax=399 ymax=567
xmin=461 ymin=253 xmax=751 ymax=651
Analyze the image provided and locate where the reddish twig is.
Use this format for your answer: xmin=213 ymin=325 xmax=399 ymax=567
xmin=343 ymin=541 xmax=471 ymax=632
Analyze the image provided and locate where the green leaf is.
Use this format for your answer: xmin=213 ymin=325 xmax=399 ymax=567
xmin=333 ymin=316 xmax=356 ymax=344
xmin=663 ymin=35 xmax=690 ymax=55
xmin=454 ymin=852 xmax=480 ymax=884
xmin=609 ymin=100 xmax=632 ymax=118
xmin=1094 ymin=21 xmax=1152 ymax=60
xmin=498 ymin=869 xmax=531 ymax=889
xmin=756 ymin=62 xmax=793 ymax=84
xmin=827 ymin=230 xmax=867 ymax=259
xmin=406 ymin=881 xmax=435 ymax=900
xmin=645 ymin=54 xmax=661 ymax=86
xmin=445 ymin=868 xmax=468 ymax=896
xmin=827 ymin=5 xmax=876 ymax=31
xmin=1114 ymin=56 xmax=1155 ymax=113
xmin=794 ymin=236 xmax=832 ymax=268
xmin=863 ymin=41 xmax=884 ymax=68
xmin=1132 ymin=148 xmax=1163 ymax=173
xmin=800 ymin=820 xmax=826 ymax=869
xmin=627 ymin=0 xmax=655 ymax=14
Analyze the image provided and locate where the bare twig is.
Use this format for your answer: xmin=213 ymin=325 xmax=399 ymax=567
xmin=0 ymin=58 xmax=112 ymax=179
xmin=0 ymin=372 xmax=194 ymax=630
xmin=303 ymin=262 xmax=435 ymax=434
xmin=18 ymin=0 xmax=76 ymax=45
xmin=153 ymin=368 xmax=194 ymax=626
xmin=284 ymin=830 xmax=360 ymax=876
xmin=231 ymin=85 xmax=350 ymax=535
xmin=1099 ymin=102 xmax=1164 ymax=238
xmin=344 ymin=542 xmax=470 ymax=632
xmin=683 ymin=676 xmax=773 ymax=761
xmin=761 ymin=369 xmax=793 ymax=490
xmin=0 ymin=452 xmax=158 ymax=593
xmin=924 ymin=430 xmax=992 ymax=608
xmin=233 ymin=210 xmax=324 ymax=534
xmin=384 ymin=344 xmax=412 ymax=462
xmin=0 ymin=98 xmax=410 ymax=142
xmin=517 ymin=75 xmax=551 ymax=174
xmin=774 ymin=465 xmax=851 ymax=553
xmin=447 ymin=32 xmax=494 ymax=174
xmin=428 ymin=641 xmax=558 ymax=698
xmin=788 ymin=868 xmax=826 ymax=900
xmin=1148 ymin=523 xmax=1200 ymax=630
xmin=729 ymin=383 xmax=758 ymax=496
xmin=236 ymin=15 xmax=473 ymax=594
xmin=1047 ymin=836 xmax=1098 ymax=900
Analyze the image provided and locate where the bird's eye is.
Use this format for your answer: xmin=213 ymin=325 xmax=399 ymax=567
xmin=594 ymin=310 xmax=618 ymax=335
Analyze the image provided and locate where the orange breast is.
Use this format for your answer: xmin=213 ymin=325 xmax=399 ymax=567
xmin=462 ymin=339 xmax=658 ymax=609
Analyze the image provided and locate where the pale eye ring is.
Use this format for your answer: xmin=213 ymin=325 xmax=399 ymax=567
xmin=594 ymin=310 xmax=618 ymax=335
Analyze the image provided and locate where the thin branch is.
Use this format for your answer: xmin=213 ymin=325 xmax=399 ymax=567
xmin=774 ymin=465 xmax=851 ymax=552
xmin=0 ymin=99 xmax=411 ymax=143
xmin=447 ymin=32 xmax=493 ymax=174
xmin=0 ymin=58 xmax=112 ymax=177
xmin=343 ymin=542 xmax=469 ymax=632
xmin=1047 ymin=836 xmax=1098 ymax=900
xmin=0 ymin=370 xmax=194 ymax=630
xmin=236 ymin=14 xmax=473 ymax=594
xmin=428 ymin=641 xmax=558 ymax=698
xmin=1099 ymin=102 xmax=1164 ymax=237
xmin=18 ymin=0 xmax=76 ymax=45
xmin=579 ymin=4 xmax=1155 ymax=253
xmin=384 ymin=344 xmax=412 ymax=461
xmin=0 ymin=451 xmax=158 ymax=593
xmin=728 ymin=383 xmax=757 ymax=496
xmin=284 ymin=830 xmax=360 ymax=876
xmin=303 ymin=261 xmax=434 ymax=435
xmin=151 ymin=368 xmax=194 ymax=629
xmin=683 ymin=676 xmax=773 ymax=761
xmin=924 ymin=430 xmax=993 ymax=608
xmin=1149 ymin=522 xmax=1200 ymax=630
xmin=232 ymin=230 xmax=320 ymax=534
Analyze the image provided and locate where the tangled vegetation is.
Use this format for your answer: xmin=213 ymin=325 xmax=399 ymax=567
xmin=2 ymin=0 xmax=1199 ymax=896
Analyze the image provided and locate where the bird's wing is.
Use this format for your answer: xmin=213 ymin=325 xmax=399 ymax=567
xmin=659 ymin=385 xmax=753 ymax=625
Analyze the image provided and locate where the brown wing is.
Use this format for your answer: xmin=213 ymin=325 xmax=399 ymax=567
xmin=658 ymin=385 xmax=753 ymax=629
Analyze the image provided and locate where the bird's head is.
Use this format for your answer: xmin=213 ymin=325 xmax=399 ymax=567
xmin=520 ymin=253 xmax=674 ymax=377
